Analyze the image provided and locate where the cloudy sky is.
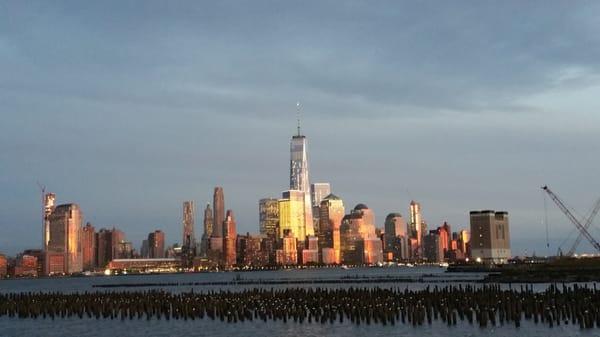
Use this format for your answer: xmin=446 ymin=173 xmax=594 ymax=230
xmin=2 ymin=1 xmax=600 ymax=256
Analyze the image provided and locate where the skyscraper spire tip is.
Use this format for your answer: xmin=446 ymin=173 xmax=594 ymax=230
xmin=296 ymin=101 xmax=301 ymax=136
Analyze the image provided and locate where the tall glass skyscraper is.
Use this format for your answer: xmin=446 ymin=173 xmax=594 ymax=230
xmin=289 ymin=129 xmax=314 ymax=237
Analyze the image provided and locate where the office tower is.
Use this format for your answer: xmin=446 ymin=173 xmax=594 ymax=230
xmin=458 ymin=230 xmax=471 ymax=255
xmin=340 ymin=204 xmax=378 ymax=264
xmin=223 ymin=210 xmax=237 ymax=267
xmin=111 ymin=229 xmax=125 ymax=260
xmin=200 ymin=203 xmax=213 ymax=255
xmin=81 ymin=222 xmax=96 ymax=271
xmin=423 ymin=230 xmax=443 ymax=262
xmin=116 ymin=241 xmax=133 ymax=259
xmin=46 ymin=204 xmax=82 ymax=275
xmin=0 ymin=254 xmax=6 ymax=278
xmin=213 ymin=187 xmax=225 ymax=238
xmin=302 ymin=236 xmax=319 ymax=264
xmin=384 ymin=213 xmax=408 ymax=261
xmin=237 ymin=234 xmax=270 ymax=267
xmin=438 ymin=222 xmax=451 ymax=259
xmin=140 ymin=239 xmax=149 ymax=258
xmin=95 ymin=229 xmax=113 ymax=267
xmin=409 ymin=201 xmax=424 ymax=257
xmin=289 ymin=124 xmax=314 ymax=238
xmin=148 ymin=230 xmax=165 ymax=258
xmin=43 ymin=193 xmax=56 ymax=252
xmin=318 ymin=194 xmax=345 ymax=264
xmin=14 ymin=254 xmax=38 ymax=277
xmin=22 ymin=249 xmax=44 ymax=276
xmin=259 ymin=198 xmax=279 ymax=237
xmin=278 ymin=190 xmax=307 ymax=240
xmin=470 ymin=210 xmax=511 ymax=264
xmin=182 ymin=201 xmax=195 ymax=252
xmin=276 ymin=230 xmax=298 ymax=265
xmin=311 ymin=183 xmax=331 ymax=208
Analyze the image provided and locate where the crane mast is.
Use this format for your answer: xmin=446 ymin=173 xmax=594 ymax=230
xmin=542 ymin=185 xmax=600 ymax=254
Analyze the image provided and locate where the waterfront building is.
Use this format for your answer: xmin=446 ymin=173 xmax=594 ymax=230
xmin=409 ymin=201 xmax=423 ymax=258
xmin=42 ymin=193 xmax=56 ymax=257
xmin=46 ymin=203 xmax=83 ymax=275
xmin=318 ymin=194 xmax=345 ymax=264
xmin=22 ymin=249 xmax=44 ymax=276
xmin=237 ymin=234 xmax=270 ymax=267
xmin=0 ymin=254 xmax=6 ymax=278
xmin=259 ymin=198 xmax=279 ymax=237
xmin=302 ymin=236 xmax=319 ymax=264
xmin=276 ymin=230 xmax=297 ymax=265
xmin=278 ymin=190 xmax=307 ymax=240
xmin=423 ymin=230 xmax=443 ymax=263
xmin=470 ymin=210 xmax=511 ymax=264
xmin=438 ymin=222 xmax=451 ymax=259
xmin=14 ymin=254 xmax=38 ymax=277
xmin=289 ymin=124 xmax=314 ymax=238
xmin=81 ymin=222 xmax=96 ymax=271
xmin=340 ymin=204 xmax=378 ymax=265
xmin=95 ymin=229 xmax=113 ymax=268
xmin=384 ymin=213 xmax=409 ymax=261
xmin=200 ymin=203 xmax=213 ymax=256
xmin=357 ymin=238 xmax=384 ymax=265
xmin=182 ymin=201 xmax=196 ymax=254
xmin=106 ymin=258 xmax=181 ymax=273
xmin=213 ymin=187 xmax=225 ymax=238
xmin=223 ymin=210 xmax=237 ymax=267
xmin=148 ymin=230 xmax=165 ymax=259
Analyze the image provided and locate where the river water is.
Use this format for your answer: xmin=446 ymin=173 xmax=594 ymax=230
xmin=0 ymin=266 xmax=598 ymax=337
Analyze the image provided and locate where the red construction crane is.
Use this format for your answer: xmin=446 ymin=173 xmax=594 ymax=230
xmin=542 ymin=185 xmax=600 ymax=254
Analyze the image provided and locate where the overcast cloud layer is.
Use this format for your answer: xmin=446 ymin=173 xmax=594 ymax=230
xmin=2 ymin=1 xmax=600 ymax=256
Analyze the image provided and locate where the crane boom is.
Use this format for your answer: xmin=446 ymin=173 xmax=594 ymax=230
xmin=566 ymin=197 xmax=600 ymax=256
xmin=542 ymin=186 xmax=600 ymax=254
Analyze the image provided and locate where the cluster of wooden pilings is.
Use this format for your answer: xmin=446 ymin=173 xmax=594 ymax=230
xmin=0 ymin=284 xmax=599 ymax=329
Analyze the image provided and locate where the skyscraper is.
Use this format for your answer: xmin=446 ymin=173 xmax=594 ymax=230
xmin=200 ymin=203 xmax=213 ymax=256
xmin=278 ymin=190 xmax=307 ymax=240
xmin=289 ymin=124 xmax=314 ymax=238
xmin=81 ymin=222 xmax=96 ymax=271
xmin=95 ymin=228 xmax=113 ymax=268
xmin=384 ymin=213 xmax=408 ymax=261
xmin=409 ymin=201 xmax=423 ymax=257
xmin=148 ymin=230 xmax=165 ymax=258
xmin=259 ymin=198 xmax=279 ymax=237
xmin=182 ymin=201 xmax=195 ymax=252
xmin=223 ymin=210 xmax=237 ymax=267
xmin=43 ymin=192 xmax=56 ymax=251
xmin=213 ymin=187 xmax=225 ymax=238
xmin=311 ymin=183 xmax=331 ymax=208
xmin=46 ymin=203 xmax=83 ymax=275
xmin=470 ymin=210 xmax=510 ymax=264
xmin=318 ymin=194 xmax=345 ymax=264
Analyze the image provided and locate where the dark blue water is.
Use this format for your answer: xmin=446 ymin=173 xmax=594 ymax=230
xmin=0 ymin=267 xmax=598 ymax=337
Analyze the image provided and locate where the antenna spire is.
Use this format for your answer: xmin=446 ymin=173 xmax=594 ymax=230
xmin=296 ymin=101 xmax=301 ymax=136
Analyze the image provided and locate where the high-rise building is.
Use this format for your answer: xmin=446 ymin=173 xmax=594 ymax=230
xmin=276 ymin=230 xmax=298 ymax=265
xmin=470 ymin=210 xmax=510 ymax=264
xmin=182 ymin=201 xmax=195 ymax=252
xmin=95 ymin=229 xmax=113 ymax=268
xmin=223 ymin=210 xmax=237 ymax=267
xmin=259 ymin=198 xmax=279 ymax=237
xmin=140 ymin=239 xmax=149 ymax=258
xmin=278 ymin=190 xmax=306 ymax=240
xmin=318 ymin=194 xmax=345 ymax=264
xmin=384 ymin=213 xmax=408 ymax=261
xmin=213 ymin=187 xmax=225 ymax=238
xmin=200 ymin=203 xmax=213 ymax=256
xmin=0 ymin=254 xmax=7 ymax=278
xmin=81 ymin=222 xmax=96 ymax=271
xmin=46 ymin=204 xmax=83 ymax=275
xmin=311 ymin=183 xmax=331 ymax=208
xmin=43 ymin=193 xmax=56 ymax=253
xmin=289 ymin=125 xmax=314 ymax=238
xmin=409 ymin=201 xmax=424 ymax=258
xmin=340 ymin=204 xmax=378 ymax=265
xmin=423 ymin=230 xmax=443 ymax=263
xmin=458 ymin=230 xmax=471 ymax=255
xmin=438 ymin=222 xmax=451 ymax=259
xmin=111 ymin=229 xmax=125 ymax=260
xmin=148 ymin=230 xmax=165 ymax=259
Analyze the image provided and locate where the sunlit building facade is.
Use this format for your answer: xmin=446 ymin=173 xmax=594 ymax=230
xmin=259 ymin=198 xmax=279 ymax=237
xmin=223 ymin=210 xmax=237 ymax=267
xmin=384 ymin=213 xmax=408 ymax=261
xmin=278 ymin=190 xmax=306 ymax=240
xmin=148 ymin=230 xmax=165 ymax=259
xmin=213 ymin=187 xmax=225 ymax=238
xmin=318 ymin=194 xmax=345 ymax=264
xmin=340 ymin=204 xmax=379 ymax=265
xmin=182 ymin=201 xmax=195 ymax=253
xmin=290 ymin=130 xmax=314 ymax=237
xmin=46 ymin=203 xmax=83 ymax=275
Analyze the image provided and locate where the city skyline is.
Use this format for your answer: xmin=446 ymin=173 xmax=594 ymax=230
xmin=2 ymin=2 xmax=600 ymax=256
